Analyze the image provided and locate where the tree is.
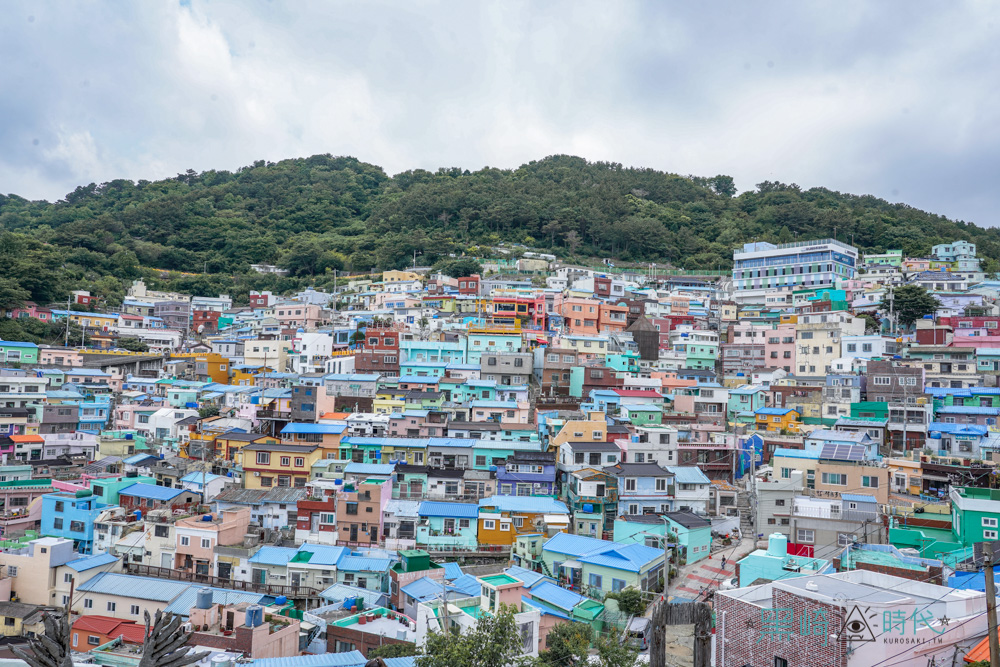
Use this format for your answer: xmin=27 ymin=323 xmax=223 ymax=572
xmin=368 ymin=644 xmax=420 ymax=659
xmin=709 ymin=174 xmax=737 ymax=197
xmin=594 ymin=635 xmax=638 ymax=667
xmin=198 ymin=406 xmax=220 ymax=419
xmin=536 ymin=622 xmax=592 ymax=667
xmin=860 ymin=313 xmax=881 ymax=335
xmin=0 ymin=278 xmax=30 ymax=311
xmin=116 ymin=337 xmax=150 ymax=352
xmin=435 ymin=258 xmax=482 ymax=278
xmin=884 ymin=284 xmax=939 ymax=327
xmin=603 ymin=587 xmax=646 ymax=616
xmin=417 ymin=604 xmax=530 ymax=667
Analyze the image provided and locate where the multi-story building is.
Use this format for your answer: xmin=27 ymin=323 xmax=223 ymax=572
xmin=731 ymin=238 xmax=858 ymax=303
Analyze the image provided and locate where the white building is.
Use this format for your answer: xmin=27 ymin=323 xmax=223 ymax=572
xmin=731 ymin=238 xmax=859 ymax=303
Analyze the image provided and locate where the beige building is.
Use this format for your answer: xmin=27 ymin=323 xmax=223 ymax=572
xmin=0 ymin=537 xmax=123 ymax=607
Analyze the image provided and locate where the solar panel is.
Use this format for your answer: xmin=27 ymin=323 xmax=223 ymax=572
xmin=820 ymin=443 xmax=866 ymax=461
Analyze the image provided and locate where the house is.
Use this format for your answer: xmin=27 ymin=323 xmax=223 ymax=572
xmin=476 ymin=495 xmax=569 ymax=546
xmin=40 ymin=492 xmax=110 ymax=554
xmin=240 ymin=442 xmax=321 ymax=490
xmin=117 ymin=483 xmax=200 ymax=518
xmin=495 ymin=451 xmax=556 ymax=497
xmin=662 ymin=511 xmax=713 ymax=564
xmin=754 ymin=407 xmax=801 ymax=432
xmin=602 ymin=462 xmax=675 ymax=515
xmin=735 ymin=533 xmax=832 ymax=587
xmin=416 ymin=501 xmax=479 ymax=551
xmin=540 ymin=532 xmax=664 ymax=598
xmin=664 ymin=466 xmax=711 ymax=514
xmin=72 ymin=615 xmax=147 ymax=650
xmin=564 ymin=468 xmax=619 ymax=539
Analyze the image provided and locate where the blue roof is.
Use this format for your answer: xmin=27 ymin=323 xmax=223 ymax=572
xmin=505 ymin=566 xmax=550 ymax=589
xmin=337 ymin=555 xmax=392 ymax=573
xmin=929 ymin=422 xmax=989 ymax=435
xmin=936 ymin=406 xmax=1000 ymax=415
xmin=755 ymin=407 xmax=798 ymax=416
xmin=119 ymin=483 xmax=185 ymax=501
xmin=529 ymin=580 xmax=588 ymax=611
xmin=0 ymin=341 xmax=38 ymax=348
xmin=295 ymin=544 xmax=348 ymax=566
xmin=65 ymin=552 xmax=119 ymax=572
xmin=418 ymin=501 xmax=479 ymax=518
xmin=442 ymin=562 xmax=463 ymax=580
xmin=77 ymin=572 xmax=191 ymax=601
xmin=772 ymin=447 xmax=820 ymax=460
xmin=248 ymin=546 xmax=298 ymax=566
xmin=665 ymin=466 xmax=711 ymax=485
xmin=539 ymin=531 xmax=664 ymax=574
xmin=841 ymin=494 xmax=878 ymax=504
xmin=344 ymin=463 xmax=397 ymax=475
xmin=478 ymin=495 xmax=568 ymax=514
xmin=450 ymin=573 xmax=482 ymax=597
xmin=164 ymin=586 xmax=266 ymax=617
xmin=280 ymin=423 xmax=347 ymax=435
xmin=400 ymin=576 xmax=446 ymax=601
xmin=251 ymin=652 xmax=368 ymax=667
xmin=180 ymin=472 xmax=224 ymax=484
xmin=319 ymin=583 xmax=385 ymax=607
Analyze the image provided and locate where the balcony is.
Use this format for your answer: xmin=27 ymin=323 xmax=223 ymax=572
xmin=257 ymin=409 xmax=291 ymax=420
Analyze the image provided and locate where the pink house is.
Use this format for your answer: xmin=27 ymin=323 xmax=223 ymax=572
xmin=7 ymin=303 xmax=52 ymax=322
xmin=38 ymin=347 xmax=84 ymax=367
xmin=274 ymin=303 xmax=327 ymax=330
xmin=174 ymin=508 xmax=251 ymax=576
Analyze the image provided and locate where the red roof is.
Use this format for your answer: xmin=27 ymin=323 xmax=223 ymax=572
xmin=613 ymin=389 xmax=663 ymax=398
xmin=72 ymin=616 xmax=147 ymax=644
xmin=9 ymin=435 xmax=44 ymax=444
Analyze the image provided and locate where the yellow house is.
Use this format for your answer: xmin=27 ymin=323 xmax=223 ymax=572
xmin=239 ymin=442 xmax=323 ymax=489
xmin=383 ymin=270 xmax=422 ymax=283
xmin=755 ymin=407 xmax=801 ymax=433
xmin=215 ymin=433 xmax=279 ymax=463
xmin=230 ymin=365 xmax=273 ymax=387
xmin=719 ymin=302 xmax=738 ymax=322
xmin=550 ymin=411 xmax=608 ymax=452
xmin=374 ymin=389 xmax=406 ymax=415
xmin=242 ymin=340 xmax=292 ymax=371
xmin=280 ymin=423 xmax=345 ymax=458
xmin=169 ymin=352 xmax=230 ymax=384
xmin=884 ymin=456 xmax=923 ymax=496
xmin=68 ymin=312 xmax=118 ymax=331
xmin=477 ymin=500 xmax=569 ymax=547
xmin=379 ymin=441 xmax=427 ymax=466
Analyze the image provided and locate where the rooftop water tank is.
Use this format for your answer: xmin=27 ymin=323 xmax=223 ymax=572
xmin=275 ymin=595 xmax=288 ymax=606
xmin=245 ymin=605 xmax=263 ymax=628
xmin=133 ymin=510 xmax=142 ymax=521
xmin=202 ymin=514 xmax=213 ymax=522
xmin=125 ymin=433 xmax=133 ymax=440
xmin=210 ymin=655 xmax=232 ymax=667
xmin=767 ymin=533 xmax=788 ymax=557
xmin=196 ymin=588 xmax=213 ymax=610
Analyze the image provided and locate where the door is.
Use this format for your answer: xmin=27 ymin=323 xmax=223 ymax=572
xmin=160 ymin=552 xmax=172 ymax=569
xmin=291 ymin=572 xmax=301 ymax=587
xmin=311 ymin=514 xmax=319 ymax=532
xmin=217 ymin=561 xmax=232 ymax=580
xmin=252 ymin=568 xmax=267 ymax=584
xmin=350 ymin=525 xmax=359 ymax=542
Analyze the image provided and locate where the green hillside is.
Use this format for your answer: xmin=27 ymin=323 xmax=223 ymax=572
xmin=0 ymin=153 xmax=997 ymax=308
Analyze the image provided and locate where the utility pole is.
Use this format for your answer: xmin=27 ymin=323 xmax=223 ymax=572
xmin=660 ymin=517 xmax=671 ymax=593
xmin=986 ymin=541 xmax=1000 ymax=667
xmin=65 ymin=294 xmax=71 ymax=347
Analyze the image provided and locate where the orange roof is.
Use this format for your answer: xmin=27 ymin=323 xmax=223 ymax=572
xmin=965 ymin=631 xmax=998 ymax=663
xmin=320 ymin=412 xmax=351 ymax=420
xmin=9 ymin=435 xmax=43 ymax=444
xmin=72 ymin=615 xmax=148 ymax=644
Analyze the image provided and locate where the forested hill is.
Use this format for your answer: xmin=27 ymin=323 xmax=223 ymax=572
xmin=0 ymin=153 xmax=997 ymax=307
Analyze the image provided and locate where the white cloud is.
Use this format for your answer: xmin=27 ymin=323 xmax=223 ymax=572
xmin=1 ymin=0 xmax=998 ymax=226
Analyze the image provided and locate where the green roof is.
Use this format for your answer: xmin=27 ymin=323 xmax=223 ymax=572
xmin=480 ymin=574 xmax=521 ymax=587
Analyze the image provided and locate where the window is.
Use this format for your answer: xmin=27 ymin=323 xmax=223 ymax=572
xmin=260 ymin=476 xmax=273 ymax=487
xmin=6 ymin=567 xmax=16 ymax=578
xmin=484 ymin=519 xmax=496 ymax=530
xmin=53 ymin=518 xmax=63 ymax=529
xmin=838 ymin=533 xmax=854 ymax=547
xmin=984 ymin=518 xmax=999 ymax=528
xmin=280 ymin=457 xmax=291 ymax=466
xmin=64 ymin=573 xmax=73 ymax=583
xmin=180 ymin=536 xmax=190 ymax=546
xmin=201 ymin=538 xmax=211 ymax=549
xmin=277 ymin=475 xmax=291 ymax=487
xmin=87 ymin=636 xmax=101 ymax=646
xmin=822 ymin=472 xmax=847 ymax=486
xmin=294 ymin=457 xmax=304 ymax=467
xmin=70 ymin=521 xmax=85 ymax=533
xmin=131 ymin=604 xmax=140 ymax=615
xmin=55 ymin=501 xmax=64 ymax=512
xmin=862 ymin=476 xmax=879 ymax=489
xmin=107 ymin=602 xmax=116 ymax=612
xmin=154 ymin=525 xmax=169 ymax=538
xmin=256 ymin=452 xmax=270 ymax=465
xmin=625 ymin=478 xmax=636 ymax=491
xmin=588 ymin=573 xmax=603 ymax=589
xmin=775 ymin=658 xmax=788 ymax=667
xmin=655 ymin=478 xmax=667 ymax=491
xmin=612 ymin=578 xmax=626 ymax=592
xmin=873 ymin=376 xmax=891 ymax=386
xmin=774 ymin=499 xmax=785 ymax=506
xmin=987 ymin=530 xmax=999 ymax=540
xmin=796 ymin=529 xmax=815 ymax=544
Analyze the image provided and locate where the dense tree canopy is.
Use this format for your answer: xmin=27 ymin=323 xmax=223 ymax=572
xmin=1 ymin=153 xmax=998 ymax=310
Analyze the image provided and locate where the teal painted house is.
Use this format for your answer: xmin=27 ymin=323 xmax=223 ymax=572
xmin=736 ymin=533 xmax=833 ymax=586
xmin=416 ymin=501 xmax=478 ymax=550
xmin=622 ymin=405 xmax=662 ymax=426
xmin=727 ymin=385 xmax=768 ymax=420
xmin=0 ymin=341 xmax=39 ymax=364
xmin=662 ymin=511 xmax=713 ymax=564
xmin=951 ymin=486 xmax=1000 ymax=546
xmin=541 ymin=531 xmax=664 ymax=598
xmin=612 ymin=515 xmax=670 ymax=550
xmin=92 ymin=475 xmax=157 ymax=505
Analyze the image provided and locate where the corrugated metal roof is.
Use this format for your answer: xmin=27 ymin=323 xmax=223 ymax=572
xmin=280 ymin=423 xmax=347 ymax=434
xmin=344 ymin=463 xmax=397 ymax=475
xmin=119 ymin=483 xmax=185 ymax=501
xmin=293 ymin=544 xmax=347 ymax=566
xmin=579 ymin=543 xmax=662 ymax=573
xmin=450 ymin=573 xmax=482 ymax=597
xmin=319 ymin=583 xmax=384 ymax=607
xmin=478 ymin=495 xmax=568 ymax=514
xmin=77 ymin=572 xmax=191 ymax=601
xmin=382 ymin=499 xmax=420 ymax=517
xmin=248 ymin=546 xmax=298 ymax=566
xmin=442 ymin=562 xmax=463 ymax=580
xmin=664 ymin=466 xmax=711 ymax=485
xmin=65 ymin=552 xmax=119 ymax=572
xmin=418 ymin=501 xmax=479 ymax=518
xmin=841 ymin=494 xmax=879 ymax=504
xmin=505 ymin=566 xmax=549 ymax=589
xmin=528 ymin=580 xmax=587 ymax=611
xmin=337 ymin=555 xmax=392 ymax=573
xmin=772 ymin=447 xmax=820 ymax=460
xmin=164 ymin=586 xmax=266 ymax=617
xmin=542 ymin=532 xmax=612 ymax=557
xmin=399 ymin=576 xmax=443 ymax=601
xmin=251 ymin=651 xmax=367 ymax=667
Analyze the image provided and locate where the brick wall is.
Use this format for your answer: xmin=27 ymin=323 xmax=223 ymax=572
xmin=715 ymin=588 xmax=848 ymax=667
xmin=832 ymin=557 xmax=944 ymax=586
xmin=327 ymin=624 xmax=412 ymax=658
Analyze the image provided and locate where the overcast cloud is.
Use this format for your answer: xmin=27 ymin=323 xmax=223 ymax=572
xmin=1 ymin=1 xmax=998 ymax=225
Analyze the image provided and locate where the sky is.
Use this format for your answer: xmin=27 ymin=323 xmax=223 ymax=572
xmin=2 ymin=1 xmax=999 ymax=226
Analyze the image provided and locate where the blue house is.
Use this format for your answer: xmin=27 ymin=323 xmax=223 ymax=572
xmin=601 ymin=462 xmax=675 ymax=515
xmin=416 ymin=501 xmax=479 ymax=550
xmin=803 ymin=429 xmax=878 ymax=460
xmin=496 ymin=451 xmax=556 ymax=496
xmin=540 ymin=532 xmax=664 ymax=597
xmin=41 ymin=491 xmax=111 ymax=554
xmin=736 ymin=533 xmax=833 ymax=587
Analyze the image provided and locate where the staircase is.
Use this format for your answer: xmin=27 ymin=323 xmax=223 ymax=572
xmin=736 ymin=489 xmax=755 ymax=538
xmin=540 ymin=559 xmax=553 ymax=578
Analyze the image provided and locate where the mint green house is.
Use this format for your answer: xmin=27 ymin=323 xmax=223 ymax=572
xmin=622 ymin=405 xmax=662 ymax=426
xmin=736 ymin=533 xmax=832 ymax=587
xmin=605 ymin=352 xmax=640 ymax=374
xmin=951 ymin=487 xmax=1000 ymax=546
xmin=92 ymin=475 xmax=157 ymax=505
xmin=541 ymin=532 xmax=664 ymax=598
xmin=663 ymin=512 xmax=713 ymax=564
xmin=0 ymin=341 xmax=39 ymax=364
xmin=727 ymin=385 xmax=768 ymax=420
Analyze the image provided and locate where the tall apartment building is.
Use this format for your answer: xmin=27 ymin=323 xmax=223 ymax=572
xmin=731 ymin=238 xmax=858 ymax=303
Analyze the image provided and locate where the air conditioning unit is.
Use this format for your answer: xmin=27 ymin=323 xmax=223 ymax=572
xmin=182 ymin=623 xmax=193 ymax=633
xmin=253 ymin=472 xmax=260 ymax=477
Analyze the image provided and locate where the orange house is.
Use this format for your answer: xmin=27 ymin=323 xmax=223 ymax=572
xmin=598 ymin=302 xmax=628 ymax=333
xmin=476 ymin=496 xmax=570 ymax=546
xmin=559 ymin=297 xmax=600 ymax=336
